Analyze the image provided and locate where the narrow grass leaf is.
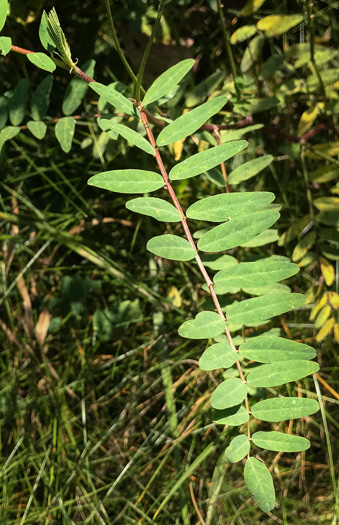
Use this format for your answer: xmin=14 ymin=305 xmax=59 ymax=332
xmin=228 ymin=155 xmax=273 ymax=185
xmin=179 ymin=311 xmax=225 ymax=339
xmin=147 ymin=234 xmax=196 ymax=261
xmin=187 ymin=192 xmax=274 ymax=222
xmin=126 ymin=197 xmax=181 ymax=222
xmin=169 ymin=141 xmax=248 ymax=180
xmin=198 ymin=209 xmax=280 ymax=252
xmin=90 ymin=82 xmax=137 ymax=116
xmin=212 ymin=405 xmax=249 ymax=426
xmin=225 ymin=435 xmax=250 ymax=463
xmin=239 ymin=336 xmax=316 ymax=362
xmin=199 ymin=342 xmax=238 ymax=370
xmin=62 ymin=60 xmax=95 ymax=115
xmin=100 ymin=120 xmax=154 ymax=155
xmin=27 ymin=52 xmax=56 ymax=72
xmin=226 ymin=293 xmax=305 ymax=325
xmin=247 ymin=360 xmax=319 ymax=387
xmin=55 ymin=116 xmax=75 ymax=153
xmin=244 ymin=458 xmax=275 ymax=513
xmin=88 ymin=170 xmax=164 ymax=194
xmin=0 ymin=36 xmax=11 ymax=55
xmin=214 ymin=260 xmax=299 ymax=288
xmin=251 ymin=397 xmax=319 ymax=422
xmin=143 ymin=59 xmax=195 ymax=105
xmin=8 ymin=79 xmax=29 ymax=125
xmin=211 ymin=378 xmax=247 ymax=410
xmin=31 ymin=76 xmax=54 ymax=121
xmin=252 ymin=431 xmax=310 ymax=452
xmin=157 ymin=96 xmax=227 ymax=146
xmin=0 ymin=0 xmax=8 ymax=31
xmin=27 ymin=120 xmax=47 ymax=139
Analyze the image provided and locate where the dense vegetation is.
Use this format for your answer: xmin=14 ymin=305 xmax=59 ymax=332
xmin=0 ymin=0 xmax=338 ymax=523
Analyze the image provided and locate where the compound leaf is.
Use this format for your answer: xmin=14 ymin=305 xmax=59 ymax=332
xmin=147 ymin=234 xmax=196 ymax=261
xmin=239 ymin=336 xmax=316 ymax=363
xmin=244 ymin=458 xmax=275 ymax=513
xmin=251 ymin=397 xmax=319 ymax=422
xmin=252 ymin=431 xmax=310 ymax=452
xmin=199 ymin=342 xmax=238 ymax=370
xmin=179 ymin=311 xmax=225 ymax=339
xmin=225 ymin=435 xmax=250 ymax=463
xmin=126 ymin=197 xmax=181 ymax=222
xmin=88 ymin=170 xmax=164 ymax=194
xmin=143 ymin=59 xmax=195 ymax=105
xmin=226 ymin=293 xmax=305 ymax=325
xmin=247 ymin=360 xmax=319 ymax=387
xmin=211 ymin=378 xmax=247 ymax=410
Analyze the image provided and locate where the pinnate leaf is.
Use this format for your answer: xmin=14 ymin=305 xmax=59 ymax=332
xmin=225 ymin=435 xmax=250 ymax=463
xmin=143 ymin=59 xmax=195 ymax=105
xmin=214 ymin=260 xmax=299 ymax=289
xmin=252 ymin=431 xmax=310 ymax=452
xmin=126 ymin=197 xmax=181 ymax=222
xmin=199 ymin=342 xmax=238 ymax=370
xmin=88 ymin=170 xmax=164 ymax=194
xmin=226 ymin=293 xmax=305 ymax=325
xmin=157 ymin=96 xmax=227 ymax=146
xmin=244 ymin=458 xmax=275 ymax=513
xmin=187 ymin=192 xmax=274 ymax=222
xmin=147 ymin=234 xmax=196 ymax=261
xmin=169 ymin=141 xmax=248 ymax=180
xmin=55 ymin=117 xmax=75 ymax=153
xmin=239 ymin=336 xmax=316 ymax=363
xmin=251 ymin=397 xmax=319 ymax=422
xmin=27 ymin=52 xmax=56 ymax=72
xmin=198 ymin=209 xmax=280 ymax=252
xmin=247 ymin=360 xmax=319 ymax=387
xmin=228 ymin=155 xmax=273 ymax=185
xmin=211 ymin=378 xmax=247 ymax=410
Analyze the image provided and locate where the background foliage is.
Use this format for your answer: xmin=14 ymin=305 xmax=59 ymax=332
xmin=0 ymin=0 xmax=338 ymax=523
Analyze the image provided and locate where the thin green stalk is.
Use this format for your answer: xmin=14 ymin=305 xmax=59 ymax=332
xmin=216 ymin=0 xmax=239 ymax=97
xmin=134 ymin=0 xmax=167 ymax=104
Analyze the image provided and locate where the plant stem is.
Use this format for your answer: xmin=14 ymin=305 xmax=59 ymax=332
xmin=139 ymin=104 xmax=250 ymax=417
xmin=134 ymin=0 xmax=167 ymax=104
xmin=216 ymin=0 xmax=240 ymax=97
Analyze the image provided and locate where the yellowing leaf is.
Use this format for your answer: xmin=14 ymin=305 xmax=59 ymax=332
xmin=257 ymin=14 xmax=303 ymax=37
xmin=310 ymin=292 xmax=328 ymax=321
xmin=334 ymin=324 xmax=339 ymax=343
xmin=241 ymin=0 xmax=267 ymax=16
xmin=328 ymin=292 xmax=339 ymax=309
xmin=167 ymin=286 xmax=182 ymax=307
xmin=297 ymin=106 xmax=319 ymax=137
xmin=292 ymin=231 xmax=316 ymax=262
xmin=320 ymin=257 xmax=335 ymax=286
xmin=306 ymin=142 xmax=339 ymax=159
xmin=230 ymin=25 xmax=257 ymax=44
xmin=313 ymin=197 xmax=339 ymax=212
xmin=315 ymin=304 xmax=331 ymax=329
xmin=316 ymin=317 xmax=334 ymax=342
xmin=173 ymin=138 xmax=185 ymax=161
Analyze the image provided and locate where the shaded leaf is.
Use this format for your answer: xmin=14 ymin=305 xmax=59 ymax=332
xmin=241 ymin=0 xmax=267 ymax=16
xmin=244 ymin=458 xmax=275 ymax=513
xmin=247 ymin=360 xmax=319 ymax=387
xmin=126 ymin=197 xmax=181 ymax=222
xmin=179 ymin=311 xmax=225 ymax=339
xmin=8 ymin=79 xmax=29 ymax=126
xmin=199 ymin=342 xmax=238 ymax=370
xmin=212 ymin=405 xmax=249 ymax=426
xmin=88 ymin=169 xmax=164 ymax=194
xmin=143 ymin=59 xmax=195 ymax=105
xmin=157 ymin=96 xmax=227 ymax=146
xmin=31 ymin=76 xmax=54 ymax=121
xmin=27 ymin=52 xmax=56 ymax=72
xmin=0 ymin=96 xmax=8 ymax=129
xmin=313 ymin=197 xmax=339 ymax=212
xmin=55 ymin=116 xmax=75 ymax=153
xmin=62 ymin=60 xmax=95 ymax=115
xmin=185 ymin=71 xmax=225 ymax=108
xmin=214 ymin=260 xmax=299 ymax=288
xmin=239 ymin=336 xmax=316 ymax=363
xmin=228 ymin=155 xmax=273 ymax=185
xmin=211 ymin=378 xmax=247 ymax=410
xmin=241 ymin=35 xmax=265 ymax=73
xmin=226 ymin=293 xmax=305 ymax=325
xmin=147 ymin=234 xmax=196 ymax=261
xmin=225 ymin=435 xmax=250 ymax=463
xmin=200 ymin=254 xmax=238 ymax=271
xmin=240 ymin=229 xmax=279 ymax=247
xmin=252 ymin=431 xmax=310 ymax=452
xmin=251 ymin=397 xmax=319 ymax=422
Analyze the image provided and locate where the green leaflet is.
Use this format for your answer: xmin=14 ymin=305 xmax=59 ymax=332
xmin=27 ymin=120 xmax=47 ymax=140
xmin=252 ymin=431 xmax=310 ymax=452
xmin=212 ymin=405 xmax=249 ymax=426
xmin=0 ymin=126 xmax=20 ymax=153
xmin=228 ymin=155 xmax=273 ymax=185
xmin=89 ymin=82 xmax=138 ymax=117
xmin=62 ymin=60 xmax=95 ymax=115
xmin=98 ymin=120 xmax=154 ymax=155
xmin=8 ymin=79 xmax=29 ymax=126
xmin=251 ymin=397 xmax=319 ymax=422
xmin=169 ymin=141 xmax=248 ymax=181
xmin=143 ymin=59 xmax=195 ymax=106
xmin=88 ymin=170 xmax=164 ymax=194
xmin=187 ymin=192 xmax=275 ymax=222
xmin=239 ymin=336 xmax=316 ymax=363
xmin=0 ymin=0 xmax=8 ymax=31
xmin=27 ymin=52 xmax=56 ymax=72
xmin=225 ymin=435 xmax=250 ymax=463
xmin=39 ymin=11 xmax=56 ymax=52
xmin=55 ymin=117 xmax=75 ymax=153
xmin=244 ymin=458 xmax=275 ymax=513
xmin=0 ymin=36 xmax=11 ymax=55
xmin=147 ymin=234 xmax=196 ymax=261
xmin=198 ymin=209 xmax=280 ymax=252
xmin=226 ymin=293 xmax=305 ymax=325
xmin=247 ymin=360 xmax=319 ymax=387
xmin=179 ymin=311 xmax=225 ymax=339
xmin=157 ymin=96 xmax=227 ymax=146
xmin=0 ymin=96 xmax=8 ymax=129
xmin=126 ymin=197 xmax=181 ymax=222
xmin=242 ymin=283 xmax=290 ymax=296
xmin=185 ymin=71 xmax=225 ymax=108
xmin=31 ymin=76 xmax=54 ymax=121
xmin=240 ymin=229 xmax=279 ymax=247
xmin=211 ymin=378 xmax=247 ymax=410
xmin=231 ymin=25 xmax=257 ymax=44
xmin=200 ymin=254 xmax=238 ymax=271
xmin=199 ymin=342 xmax=238 ymax=370
xmin=241 ymin=35 xmax=265 ymax=73
xmin=214 ymin=260 xmax=299 ymax=289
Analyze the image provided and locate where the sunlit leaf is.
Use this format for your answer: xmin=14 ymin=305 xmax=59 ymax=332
xmin=240 ymin=229 xmax=279 ymax=247
xmin=230 ymin=25 xmax=257 ymax=44
xmin=0 ymin=0 xmax=8 ymax=31
xmin=314 ymin=197 xmax=339 ymax=212
xmin=228 ymin=155 xmax=273 ymax=185
xmin=251 ymin=397 xmax=319 ymax=422
xmin=55 ymin=117 xmax=75 ymax=153
xmin=247 ymin=360 xmax=319 ymax=387
xmin=212 ymin=405 xmax=249 ymax=426
xmin=292 ymin=231 xmax=316 ymax=262
xmin=239 ymin=336 xmax=316 ymax=363
xmin=252 ymin=431 xmax=310 ymax=452
xmin=200 ymin=254 xmax=238 ymax=271
xmin=211 ymin=378 xmax=247 ymax=410
xmin=0 ymin=35 xmax=11 ymax=55
xmin=143 ymin=59 xmax=195 ymax=105
xmin=225 ymin=435 xmax=250 ymax=463
xmin=242 ymin=283 xmax=290 ymax=296
xmin=179 ymin=311 xmax=225 ymax=339
xmin=39 ymin=10 xmax=56 ymax=52
xmin=90 ymin=82 xmax=137 ymax=116
xmin=27 ymin=120 xmax=47 ymax=140
xmin=257 ymin=14 xmax=303 ymax=37
xmin=126 ymin=197 xmax=181 ymax=222
xmin=316 ymin=317 xmax=335 ymax=342
xmin=244 ymin=458 xmax=275 ymax=513
xmin=147 ymin=234 xmax=196 ymax=261
xmin=99 ymin=119 xmax=154 ymax=155
xmin=0 ymin=126 xmax=20 ymax=153
xmin=226 ymin=293 xmax=304 ymax=325
xmin=88 ymin=170 xmax=164 ymax=194
xmin=27 ymin=52 xmax=56 ymax=72
xmin=199 ymin=342 xmax=238 ymax=370
xmin=214 ymin=260 xmax=299 ymax=289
